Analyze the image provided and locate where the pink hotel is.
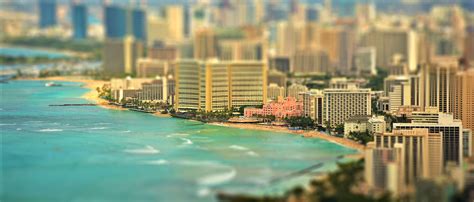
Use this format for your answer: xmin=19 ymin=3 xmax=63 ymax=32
xmin=244 ymin=97 xmax=303 ymax=119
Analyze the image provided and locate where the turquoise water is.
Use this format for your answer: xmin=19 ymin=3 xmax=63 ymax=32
xmin=1 ymin=80 xmax=356 ymax=201
xmin=0 ymin=47 xmax=69 ymax=58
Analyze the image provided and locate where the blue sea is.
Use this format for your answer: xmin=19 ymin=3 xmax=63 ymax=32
xmin=0 ymin=47 xmax=69 ymax=59
xmin=1 ymin=80 xmax=356 ymax=201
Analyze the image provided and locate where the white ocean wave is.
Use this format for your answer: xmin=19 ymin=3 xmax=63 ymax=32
xmin=16 ymin=128 xmax=22 ymax=131
xmin=144 ymin=159 xmax=169 ymax=165
xmin=89 ymin=127 xmax=108 ymax=130
xmin=180 ymin=138 xmax=193 ymax=145
xmin=197 ymin=168 xmax=237 ymax=186
xmin=197 ymin=187 xmax=211 ymax=197
xmin=37 ymin=128 xmax=63 ymax=132
xmin=175 ymin=160 xmax=230 ymax=169
xmin=95 ymin=122 xmax=112 ymax=125
xmin=229 ymin=145 xmax=249 ymax=151
xmin=124 ymin=145 xmax=160 ymax=154
xmin=166 ymin=133 xmax=190 ymax=138
xmin=121 ymin=130 xmax=132 ymax=133
xmin=247 ymin=151 xmax=259 ymax=157
xmin=0 ymin=123 xmax=16 ymax=126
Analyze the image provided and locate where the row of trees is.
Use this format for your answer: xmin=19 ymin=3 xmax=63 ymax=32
xmin=285 ymin=116 xmax=315 ymax=129
xmin=2 ymin=36 xmax=102 ymax=60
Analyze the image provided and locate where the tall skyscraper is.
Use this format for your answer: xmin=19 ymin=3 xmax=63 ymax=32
xmin=104 ymin=5 xmax=127 ymax=39
xmin=131 ymin=8 xmax=146 ymax=41
xmin=38 ymin=0 xmax=57 ymax=28
xmin=147 ymin=15 xmax=169 ymax=45
xmin=166 ymin=5 xmax=185 ymax=42
xmin=292 ymin=48 xmax=330 ymax=74
xmin=417 ymin=57 xmax=458 ymax=113
xmin=354 ymin=47 xmax=377 ymax=76
xmin=103 ymin=36 xmax=144 ymax=77
xmin=194 ymin=28 xmax=217 ymax=60
xmin=302 ymin=90 xmax=324 ymax=125
xmin=71 ymin=3 xmax=87 ymax=39
xmin=104 ymin=5 xmax=146 ymax=40
xmin=360 ymin=29 xmax=417 ymax=71
xmin=453 ymin=69 xmax=474 ymax=131
xmin=317 ymin=27 xmax=355 ymax=74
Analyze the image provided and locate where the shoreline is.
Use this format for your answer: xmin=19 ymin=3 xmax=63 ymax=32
xmin=209 ymin=122 xmax=365 ymax=153
xmin=20 ymin=76 xmax=126 ymax=111
xmin=19 ymin=76 xmax=364 ymax=153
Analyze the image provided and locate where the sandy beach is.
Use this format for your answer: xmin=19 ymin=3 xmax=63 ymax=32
xmin=24 ymin=76 xmax=126 ymax=111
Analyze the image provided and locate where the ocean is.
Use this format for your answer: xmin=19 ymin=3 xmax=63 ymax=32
xmin=1 ymin=80 xmax=356 ymax=201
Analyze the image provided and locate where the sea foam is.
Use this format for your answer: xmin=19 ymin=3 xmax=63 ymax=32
xmin=124 ymin=145 xmax=160 ymax=154
xmin=166 ymin=133 xmax=190 ymax=138
xmin=229 ymin=145 xmax=249 ymax=151
xmin=180 ymin=138 xmax=193 ymax=145
xmin=144 ymin=159 xmax=169 ymax=165
xmin=37 ymin=128 xmax=63 ymax=132
xmin=89 ymin=127 xmax=108 ymax=130
xmin=197 ymin=168 xmax=237 ymax=186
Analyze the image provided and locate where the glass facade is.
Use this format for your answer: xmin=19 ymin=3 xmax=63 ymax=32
xmin=38 ymin=0 xmax=57 ymax=28
xmin=105 ymin=6 xmax=127 ymax=39
xmin=72 ymin=4 xmax=87 ymax=39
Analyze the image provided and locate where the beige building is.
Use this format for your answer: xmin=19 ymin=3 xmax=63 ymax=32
xmin=354 ymin=47 xmax=377 ymax=76
xmin=316 ymin=27 xmax=355 ymax=74
xmin=175 ymin=60 xmax=267 ymax=112
xmin=136 ymin=58 xmax=171 ymax=78
xmin=103 ymin=36 xmax=144 ymax=77
xmin=136 ymin=76 xmax=175 ymax=104
xmin=329 ymin=77 xmax=362 ymax=89
xmin=368 ymin=115 xmax=386 ymax=134
xmin=394 ymin=112 xmax=463 ymax=167
xmin=268 ymin=69 xmax=287 ymax=88
xmin=416 ymin=57 xmax=458 ymax=113
xmin=360 ymin=28 xmax=417 ymax=71
xmin=388 ymin=82 xmax=411 ymax=113
xmin=146 ymin=15 xmax=169 ymax=45
xmin=217 ymin=38 xmax=266 ymax=61
xmin=323 ymin=87 xmax=372 ymax=127
xmin=148 ymin=43 xmax=178 ymax=61
xmin=174 ymin=60 xmax=200 ymax=111
xmin=344 ymin=115 xmax=370 ymax=137
xmin=194 ymin=28 xmax=217 ymax=60
xmin=452 ymin=69 xmax=474 ymax=131
xmin=365 ymin=142 xmax=405 ymax=195
xmin=287 ymin=83 xmax=308 ymax=100
xmin=375 ymin=128 xmax=444 ymax=182
xmin=165 ymin=5 xmax=184 ymax=42
xmin=302 ymin=90 xmax=324 ymax=125
xmin=292 ymin=48 xmax=330 ymax=74
xmin=267 ymin=83 xmax=285 ymax=101
xmin=110 ymin=77 xmax=153 ymax=91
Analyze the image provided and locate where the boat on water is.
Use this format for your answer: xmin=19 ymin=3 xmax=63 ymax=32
xmin=45 ymin=82 xmax=62 ymax=87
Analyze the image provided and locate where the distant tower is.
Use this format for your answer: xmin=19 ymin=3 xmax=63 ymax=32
xmin=290 ymin=0 xmax=299 ymax=14
xmin=72 ymin=2 xmax=87 ymax=39
xmin=38 ymin=0 xmax=57 ymax=28
xmin=325 ymin=0 xmax=332 ymax=14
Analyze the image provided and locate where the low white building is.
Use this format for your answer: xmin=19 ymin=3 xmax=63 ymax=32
xmin=344 ymin=115 xmax=370 ymax=137
xmin=344 ymin=115 xmax=386 ymax=137
xmin=368 ymin=115 xmax=386 ymax=134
